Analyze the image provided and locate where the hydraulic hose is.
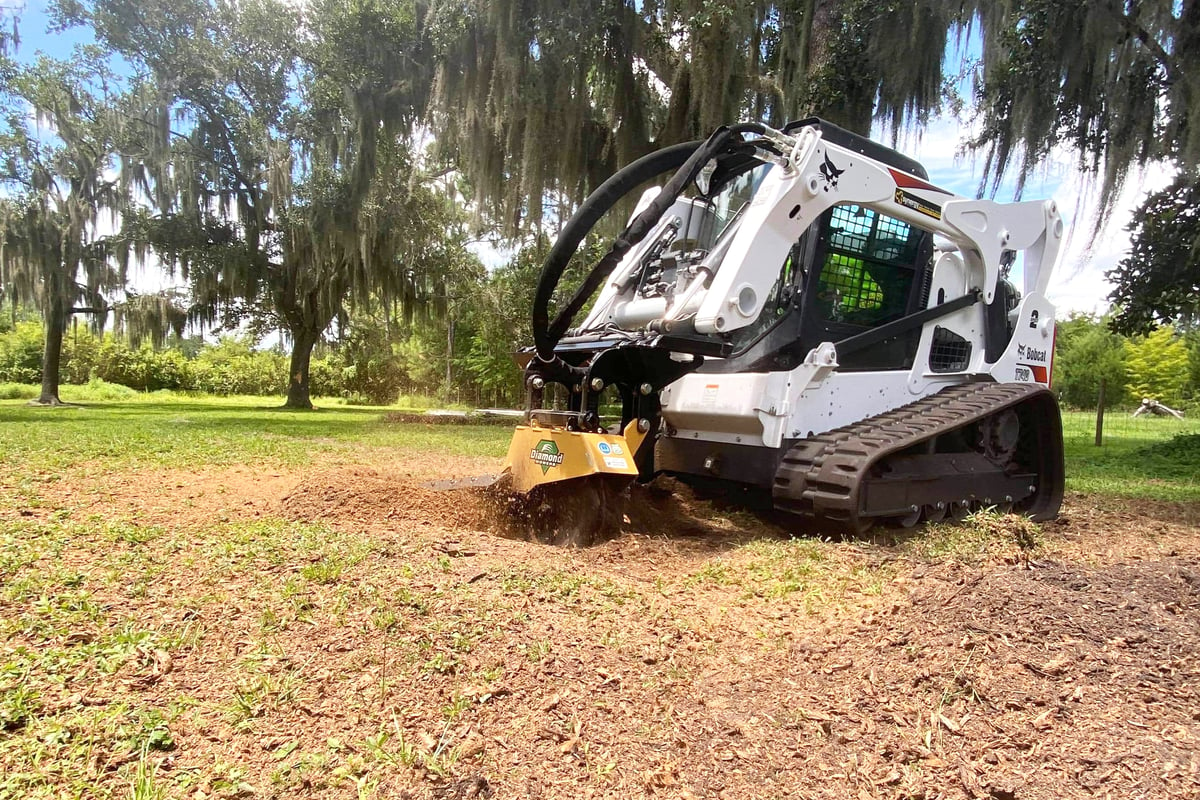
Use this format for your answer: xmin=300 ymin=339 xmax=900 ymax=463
xmin=531 ymin=123 xmax=769 ymax=361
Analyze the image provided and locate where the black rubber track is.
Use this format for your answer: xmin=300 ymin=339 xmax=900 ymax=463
xmin=772 ymin=381 xmax=1065 ymax=531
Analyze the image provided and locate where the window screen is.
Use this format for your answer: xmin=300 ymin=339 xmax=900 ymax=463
xmin=815 ymin=205 xmax=921 ymax=327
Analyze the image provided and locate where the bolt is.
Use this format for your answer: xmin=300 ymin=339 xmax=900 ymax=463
xmin=590 ymin=377 xmax=604 ymax=392
xmin=1004 ymin=495 xmax=1013 ymax=504
xmin=639 ymin=382 xmax=654 ymax=396
xmin=638 ymin=418 xmax=651 ymax=433
xmin=910 ymin=505 xmax=919 ymax=513
xmin=1028 ymin=485 xmax=1037 ymax=494
xmin=936 ymin=501 xmax=945 ymax=510
xmin=531 ymin=376 xmax=545 ymax=389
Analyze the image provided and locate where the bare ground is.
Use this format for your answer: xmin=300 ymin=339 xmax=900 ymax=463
xmin=2 ymin=464 xmax=1199 ymax=799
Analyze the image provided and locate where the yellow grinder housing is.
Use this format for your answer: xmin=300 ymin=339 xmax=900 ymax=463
xmin=503 ymin=419 xmax=649 ymax=493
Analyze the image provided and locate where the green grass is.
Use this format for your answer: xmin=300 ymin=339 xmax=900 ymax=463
xmin=0 ymin=397 xmax=1194 ymax=799
xmin=1061 ymin=409 xmax=1200 ymax=501
xmin=1 ymin=398 xmax=1195 ymax=502
xmin=0 ymin=393 xmax=511 ymax=474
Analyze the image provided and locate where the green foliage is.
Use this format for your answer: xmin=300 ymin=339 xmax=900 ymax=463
xmin=187 ymin=338 xmax=288 ymax=396
xmin=1052 ymin=314 xmax=1128 ymax=408
xmin=0 ymin=325 xmax=289 ymax=397
xmin=1136 ymin=433 xmax=1200 ymax=477
xmin=0 ymin=383 xmax=38 ymax=400
xmin=1124 ymin=327 xmax=1191 ymax=406
xmin=324 ymin=312 xmax=408 ymax=406
xmin=1189 ymin=331 xmax=1200 ymax=400
xmin=1107 ymin=173 xmax=1200 ymax=333
xmin=0 ymin=321 xmax=42 ymax=384
xmin=74 ymin=378 xmax=139 ymax=401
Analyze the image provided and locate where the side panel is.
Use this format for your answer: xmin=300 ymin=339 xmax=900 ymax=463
xmin=660 ymin=370 xmax=957 ymax=446
xmin=782 ymin=371 xmax=957 ymax=438
xmin=987 ymin=295 xmax=1056 ymax=386
xmin=659 ymin=372 xmax=781 ymax=445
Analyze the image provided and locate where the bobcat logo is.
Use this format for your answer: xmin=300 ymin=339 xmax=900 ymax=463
xmin=1018 ymin=343 xmax=1026 ymax=357
xmin=819 ymin=153 xmax=845 ymax=191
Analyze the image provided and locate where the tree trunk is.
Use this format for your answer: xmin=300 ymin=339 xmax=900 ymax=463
xmin=285 ymin=327 xmax=319 ymax=409
xmin=444 ymin=316 xmax=455 ymax=403
xmin=34 ymin=301 xmax=68 ymax=406
xmin=801 ymin=0 xmax=876 ymax=136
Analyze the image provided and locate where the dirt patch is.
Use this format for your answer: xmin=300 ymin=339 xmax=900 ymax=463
xmin=277 ymin=466 xmax=496 ymax=531
xmin=273 ymin=468 xmax=786 ymax=549
xmin=13 ymin=464 xmax=301 ymax=528
xmin=716 ymin=557 xmax=1200 ymax=799
xmin=4 ymin=463 xmax=1200 ymax=799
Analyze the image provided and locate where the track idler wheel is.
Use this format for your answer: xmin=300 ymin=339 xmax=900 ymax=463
xmin=896 ymin=505 xmax=922 ymax=529
xmin=922 ymin=502 xmax=948 ymax=523
xmin=949 ymin=500 xmax=973 ymax=523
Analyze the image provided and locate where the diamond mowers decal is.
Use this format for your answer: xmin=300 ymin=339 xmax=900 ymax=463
xmin=530 ymin=439 xmax=565 ymax=474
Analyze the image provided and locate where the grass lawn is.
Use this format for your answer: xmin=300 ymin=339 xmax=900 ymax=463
xmin=2 ymin=396 xmax=1195 ymax=502
xmin=0 ymin=395 xmax=1197 ymax=799
xmin=0 ymin=393 xmax=512 ymax=475
xmin=1061 ymin=409 xmax=1200 ymax=502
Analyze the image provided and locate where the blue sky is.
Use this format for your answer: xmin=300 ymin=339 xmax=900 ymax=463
xmin=12 ymin=1 xmax=95 ymax=61
xmin=9 ymin=0 xmax=1167 ymax=315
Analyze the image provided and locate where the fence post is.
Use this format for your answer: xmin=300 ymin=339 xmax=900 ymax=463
xmin=1094 ymin=379 xmax=1106 ymax=447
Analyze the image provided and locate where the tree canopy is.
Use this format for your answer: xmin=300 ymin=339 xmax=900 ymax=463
xmin=1107 ymin=174 xmax=1200 ymax=334
xmin=0 ymin=51 xmax=168 ymax=403
xmin=4 ymin=0 xmax=1199 ymax=407
xmin=424 ymin=0 xmax=968 ymax=231
xmin=967 ymin=0 xmax=1199 ymax=214
xmin=66 ymin=0 xmax=480 ymax=408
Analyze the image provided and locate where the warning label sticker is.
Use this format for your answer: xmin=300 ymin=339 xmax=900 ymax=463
xmin=894 ymin=188 xmax=942 ymax=220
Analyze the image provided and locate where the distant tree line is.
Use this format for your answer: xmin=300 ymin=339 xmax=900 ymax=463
xmin=4 ymin=307 xmax=1196 ymax=412
xmin=1054 ymin=314 xmax=1200 ymax=410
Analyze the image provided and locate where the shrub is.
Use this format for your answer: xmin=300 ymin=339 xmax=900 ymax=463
xmin=0 ymin=382 xmax=38 ymax=400
xmin=309 ymin=353 xmax=348 ymax=398
xmin=67 ymin=378 xmax=140 ymax=401
xmin=0 ymin=321 xmax=45 ymax=384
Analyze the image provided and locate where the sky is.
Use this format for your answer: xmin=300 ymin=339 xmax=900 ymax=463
xmin=8 ymin=0 xmax=1175 ymax=316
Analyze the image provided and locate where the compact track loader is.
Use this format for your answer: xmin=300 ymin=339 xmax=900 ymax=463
xmin=499 ymin=119 xmax=1065 ymax=543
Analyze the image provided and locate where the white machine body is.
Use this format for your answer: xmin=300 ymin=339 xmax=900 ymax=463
xmin=574 ymin=127 xmax=1065 ymax=451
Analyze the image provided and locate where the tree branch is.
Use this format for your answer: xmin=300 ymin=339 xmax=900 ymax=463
xmin=1101 ymin=0 xmax=1181 ymax=86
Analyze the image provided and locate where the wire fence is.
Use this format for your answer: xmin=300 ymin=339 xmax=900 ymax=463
xmin=1061 ymin=407 xmax=1200 ymax=447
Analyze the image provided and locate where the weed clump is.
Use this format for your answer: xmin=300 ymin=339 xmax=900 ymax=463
xmin=1132 ymin=433 xmax=1200 ymax=477
xmin=908 ymin=508 xmax=1044 ymax=565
